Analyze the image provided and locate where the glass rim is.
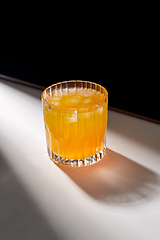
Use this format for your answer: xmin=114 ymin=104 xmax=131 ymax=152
xmin=41 ymin=80 xmax=108 ymax=110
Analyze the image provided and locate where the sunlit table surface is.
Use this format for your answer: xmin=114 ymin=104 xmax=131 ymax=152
xmin=0 ymin=79 xmax=160 ymax=240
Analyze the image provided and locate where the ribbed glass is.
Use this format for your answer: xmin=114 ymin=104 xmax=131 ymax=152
xmin=42 ymin=80 xmax=108 ymax=167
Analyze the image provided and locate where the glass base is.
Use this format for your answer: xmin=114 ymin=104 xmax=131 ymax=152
xmin=47 ymin=147 xmax=106 ymax=167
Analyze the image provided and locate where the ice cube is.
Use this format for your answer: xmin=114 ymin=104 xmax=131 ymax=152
xmin=48 ymin=94 xmax=60 ymax=106
xmin=76 ymin=89 xmax=84 ymax=95
xmin=84 ymin=89 xmax=94 ymax=96
xmin=84 ymin=97 xmax=92 ymax=104
xmin=64 ymin=95 xmax=81 ymax=107
xmin=51 ymin=96 xmax=60 ymax=101
xmin=52 ymin=101 xmax=59 ymax=106
xmin=64 ymin=113 xmax=77 ymax=122
xmin=69 ymin=97 xmax=80 ymax=103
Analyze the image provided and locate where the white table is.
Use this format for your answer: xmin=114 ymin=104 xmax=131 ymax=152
xmin=0 ymin=79 xmax=160 ymax=240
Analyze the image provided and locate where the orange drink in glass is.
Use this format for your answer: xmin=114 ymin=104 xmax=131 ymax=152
xmin=42 ymin=80 xmax=108 ymax=167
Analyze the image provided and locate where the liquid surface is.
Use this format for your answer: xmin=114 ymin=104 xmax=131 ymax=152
xmin=45 ymin=88 xmax=105 ymax=108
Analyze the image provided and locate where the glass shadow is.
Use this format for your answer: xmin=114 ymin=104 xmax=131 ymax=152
xmin=56 ymin=148 xmax=160 ymax=206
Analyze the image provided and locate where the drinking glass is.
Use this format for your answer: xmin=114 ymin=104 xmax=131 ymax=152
xmin=42 ymin=80 xmax=108 ymax=167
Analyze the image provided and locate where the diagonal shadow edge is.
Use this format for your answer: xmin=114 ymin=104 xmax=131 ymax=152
xmin=0 ymin=151 xmax=58 ymax=240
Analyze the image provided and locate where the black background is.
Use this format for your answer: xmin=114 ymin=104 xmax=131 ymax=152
xmin=0 ymin=48 xmax=159 ymax=121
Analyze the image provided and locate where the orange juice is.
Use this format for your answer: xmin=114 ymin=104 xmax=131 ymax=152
xmin=42 ymin=81 xmax=108 ymax=166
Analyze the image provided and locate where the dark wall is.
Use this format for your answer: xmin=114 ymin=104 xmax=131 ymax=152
xmin=0 ymin=51 xmax=159 ymax=121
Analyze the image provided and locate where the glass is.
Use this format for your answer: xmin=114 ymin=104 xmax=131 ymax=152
xmin=42 ymin=80 xmax=108 ymax=167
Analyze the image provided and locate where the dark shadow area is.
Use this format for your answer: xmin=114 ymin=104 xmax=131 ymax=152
xmin=56 ymin=148 xmax=160 ymax=206
xmin=0 ymin=151 xmax=58 ymax=240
